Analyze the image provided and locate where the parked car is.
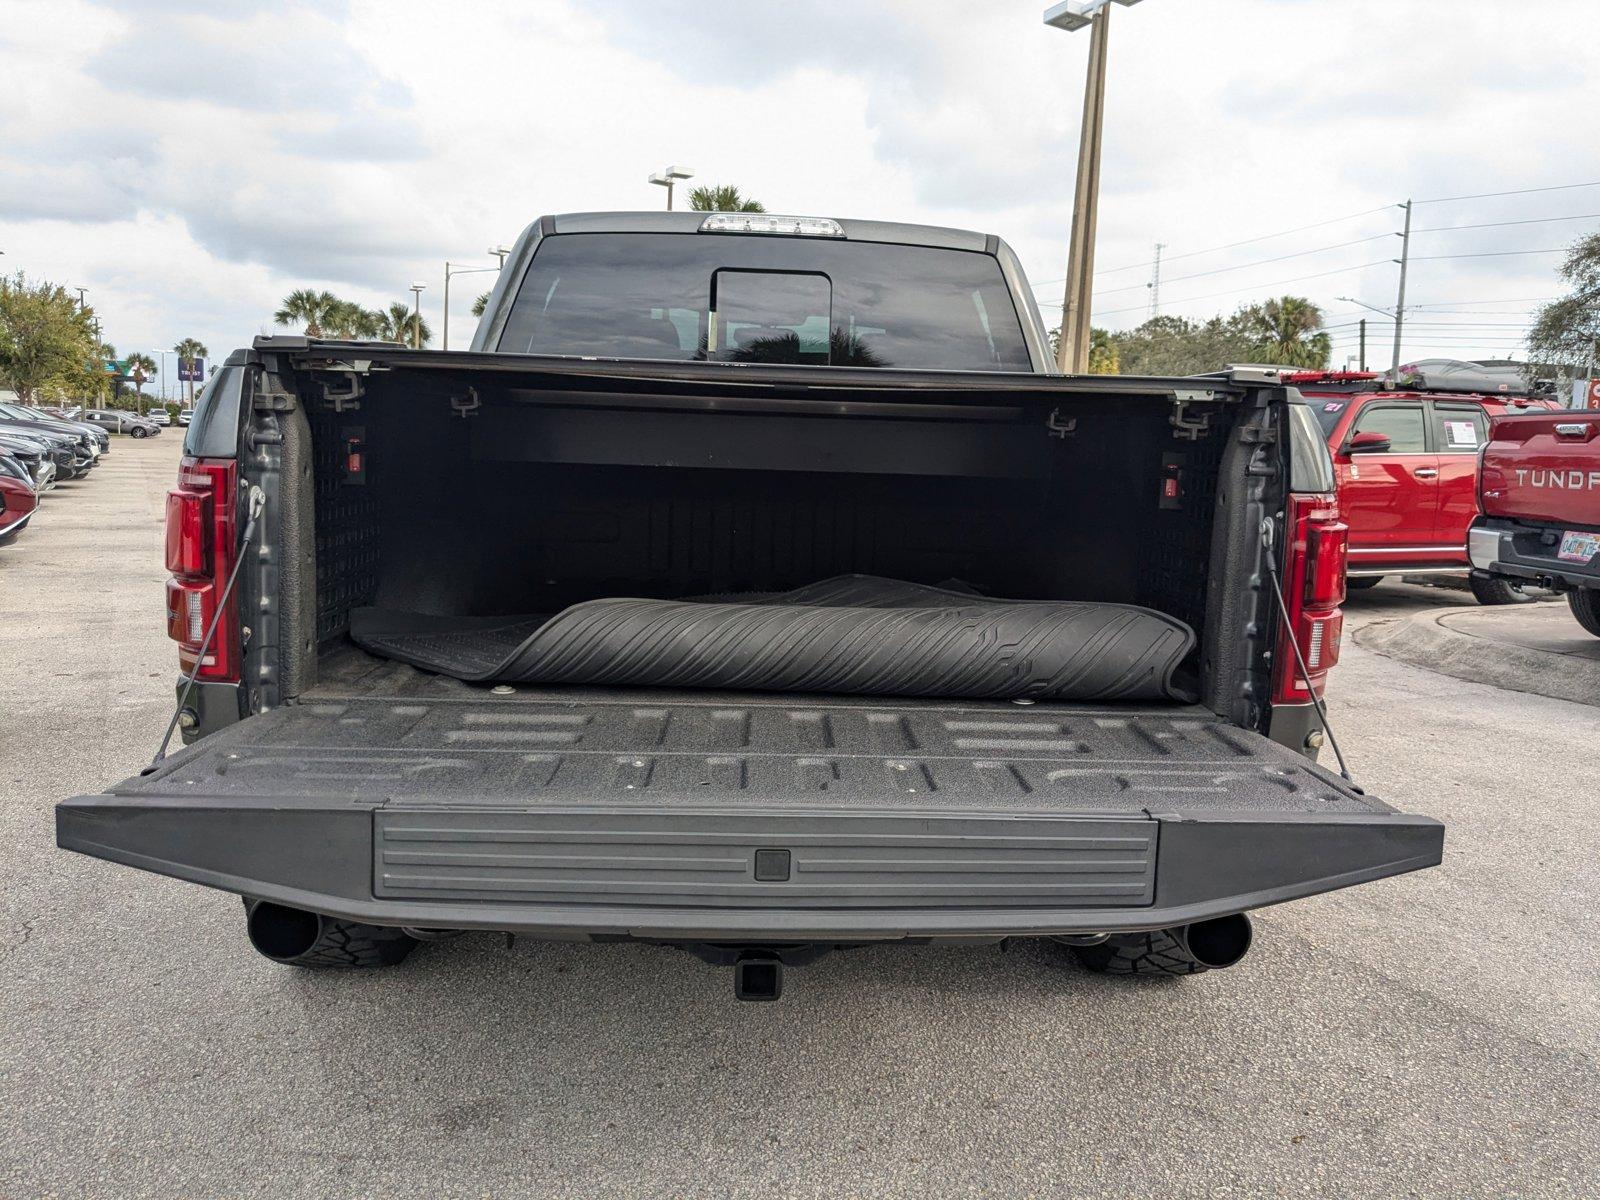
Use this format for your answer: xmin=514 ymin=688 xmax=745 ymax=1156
xmin=0 ymin=415 xmax=89 ymax=480
xmin=177 ymin=408 xmax=194 ymax=426
xmin=57 ymin=211 xmax=1442 ymax=997
xmin=1471 ymin=409 xmax=1600 ymax=637
xmin=147 ymin=409 xmax=172 ymax=427
xmin=0 ymin=432 xmax=59 ymax=493
xmin=80 ymin=408 xmax=161 ymax=438
xmin=0 ymin=401 xmax=106 ymax=468
xmin=0 ymin=450 xmax=40 ymax=544
xmin=1290 ymin=364 xmax=1562 ymax=603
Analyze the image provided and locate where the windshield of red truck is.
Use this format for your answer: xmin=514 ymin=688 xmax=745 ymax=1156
xmin=496 ymin=233 xmax=1034 ymax=371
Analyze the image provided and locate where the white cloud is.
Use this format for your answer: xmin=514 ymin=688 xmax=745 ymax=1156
xmin=1 ymin=0 xmax=1597 ymax=382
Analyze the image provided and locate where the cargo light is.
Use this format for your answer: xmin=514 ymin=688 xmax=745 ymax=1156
xmin=699 ymin=214 xmax=845 ymax=238
xmin=1272 ymin=492 xmax=1347 ymax=705
xmin=163 ymin=457 xmax=241 ymax=682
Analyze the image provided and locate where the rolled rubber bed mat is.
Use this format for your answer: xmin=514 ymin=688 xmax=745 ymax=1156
xmin=348 ymin=575 xmax=1197 ymax=702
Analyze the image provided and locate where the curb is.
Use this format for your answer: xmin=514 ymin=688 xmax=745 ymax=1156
xmin=1355 ymin=606 xmax=1600 ymax=708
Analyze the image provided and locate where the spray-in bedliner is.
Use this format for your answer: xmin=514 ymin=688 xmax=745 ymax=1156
xmin=347 ymin=575 xmax=1197 ymax=702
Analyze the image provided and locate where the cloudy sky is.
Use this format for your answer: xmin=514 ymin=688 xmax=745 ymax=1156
xmin=2 ymin=0 xmax=1597 ymax=392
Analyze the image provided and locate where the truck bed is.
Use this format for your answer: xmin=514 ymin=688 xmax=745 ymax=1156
xmin=58 ymin=652 xmax=1440 ymax=941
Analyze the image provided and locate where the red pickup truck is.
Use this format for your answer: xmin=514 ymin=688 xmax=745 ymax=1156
xmin=1470 ymin=410 xmax=1600 ymax=637
xmin=1291 ymin=366 xmax=1560 ymax=603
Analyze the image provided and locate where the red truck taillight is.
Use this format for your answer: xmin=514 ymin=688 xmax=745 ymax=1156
xmin=164 ymin=457 xmax=240 ymax=682
xmin=1273 ymin=492 xmax=1347 ymax=704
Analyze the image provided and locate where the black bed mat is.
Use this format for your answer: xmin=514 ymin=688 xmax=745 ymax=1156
xmin=348 ymin=575 xmax=1196 ymax=703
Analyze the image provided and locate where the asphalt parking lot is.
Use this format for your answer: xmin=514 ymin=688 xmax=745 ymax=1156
xmin=2 ymin=434 xmax=1596 ymax=1199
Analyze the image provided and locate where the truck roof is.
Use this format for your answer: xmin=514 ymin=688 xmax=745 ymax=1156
xmin=541 ymin=211 xmax=995 ymax=254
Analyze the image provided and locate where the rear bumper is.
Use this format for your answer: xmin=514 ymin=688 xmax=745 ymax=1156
xmin=56 ymin=795 xmax=1443 ymax=941
xmin=1470 ymin=516 xmax=1600 ymax=591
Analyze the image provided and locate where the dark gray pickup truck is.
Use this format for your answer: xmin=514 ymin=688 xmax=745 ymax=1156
xmin=57 ymin=211 xmax=1441 ymax=998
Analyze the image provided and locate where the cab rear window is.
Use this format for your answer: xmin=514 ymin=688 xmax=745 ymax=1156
xmin=497 ymin=233 xmax=1034 ymax=372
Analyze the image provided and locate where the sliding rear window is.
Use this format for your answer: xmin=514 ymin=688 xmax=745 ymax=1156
xmin=496 ymin=232 xmax=1033 ymax=372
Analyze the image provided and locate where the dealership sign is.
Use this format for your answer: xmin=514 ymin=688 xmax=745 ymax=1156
xmin=178 ymin=358 xmax=205 ymax=382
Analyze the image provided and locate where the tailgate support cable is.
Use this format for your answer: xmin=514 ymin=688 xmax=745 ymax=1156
xmin=1261 ymin=516 xmax=1355 ymax=784
xmin=150 ymin=485 xmax=267 ymax=768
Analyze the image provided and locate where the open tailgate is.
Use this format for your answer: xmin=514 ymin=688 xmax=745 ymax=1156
xmin=58 ymin=690 xmax=1441 ymax=940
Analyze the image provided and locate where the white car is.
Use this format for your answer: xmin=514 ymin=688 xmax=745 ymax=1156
xmin=147 ymin=409 xmax=172 ymax=427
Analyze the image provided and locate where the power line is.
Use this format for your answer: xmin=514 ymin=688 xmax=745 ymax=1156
xmin=1062 ymin=204 xmax=1395 ymax=283
xmin=1082 ymin=257 xmax=1400 ymax=317
xmin=1069 ymin=233 xmax=1396 ymax=298
xmin=1409 ymin=248 xmax=1569 ymax=261
xmin=1413 ymin=212 xmax=1600 ymax=234
xmin=1414 ymin=180 xmax=1600 ymax=205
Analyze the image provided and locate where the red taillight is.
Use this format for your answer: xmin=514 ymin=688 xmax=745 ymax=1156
xmin=164 ymin=457 xmax=239 ymax=682
xmin=164 ymin=489 xmax=211 ymax=575
xmin=1273 ymin=492 xmax=1347 ymax=704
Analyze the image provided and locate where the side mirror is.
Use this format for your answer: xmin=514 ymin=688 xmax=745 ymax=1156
xmin=1347 ymin=430 xmax=1393 ymax=455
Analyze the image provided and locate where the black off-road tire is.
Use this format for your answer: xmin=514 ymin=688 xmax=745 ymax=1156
xmin=1570 ymin=588 xmax=1600 ymax=638
xmin=1071 ymin=930 xmax=1211 ymax=977
xmin=1346 ymin=576 xmax=1383 ymax=591
xmin=244 ymin=898 xmax=417 ymax=968
xmin=1469 ymin=571 xmax=1534 ymax=606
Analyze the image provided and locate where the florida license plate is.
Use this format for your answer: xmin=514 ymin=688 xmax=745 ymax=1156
xmin=1558 ymin=531 xmax=1600 ymax=563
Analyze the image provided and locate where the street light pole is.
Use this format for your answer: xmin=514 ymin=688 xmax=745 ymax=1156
xmin=409 ymin=282 xmax=426 ymax=349
xmin=648 ymin=165 xmax=695 ymax=210
xmin=442 ymin=262 xmax=502 ymax=351
xmin=1045 ymin=0 xmax=1145 ymax=374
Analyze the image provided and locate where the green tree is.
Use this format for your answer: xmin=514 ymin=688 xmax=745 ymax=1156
xmin=273 ymin=288 xmax=342 ymax=337
xmin=370 ymin=301 xmax=432 ymax=347
xmin=322 ymin=300 xmax=380 ymax=340
xmin=1047 ymin=325 xmax=1121 ymax=374
xmin=172 ymin=336 xmax=209 ymax=408
xmin=1236 ymin=296 xmax=1331 ymax=369
xmin=1109 ymin=314 xmax=1255 ymax=377
xmin=124 ymin=352 xmax=158 ymax=414
xmin=0 ymin=273 xmax=102 ymax=405
xmin=471 ymin=291 xmax=490 ymax=318
xmin=1527 ymin=232 xmax=1600 ymax=381
xmin=688 ymin=185 xmax=766 ymax=213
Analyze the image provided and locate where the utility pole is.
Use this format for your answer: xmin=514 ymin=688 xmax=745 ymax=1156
xmin=74 ymin=287 xmax=87 ymax=310
xmin=1054 ymin=6 xmax=1111 ymax=372
xmin=1392 ymin=199 xmax=1412 ymax=376
xmin=1148 ymin=242 xmax=1166 ymax=319
xmin=1358 ymin=318 xmax=1367 ymax=371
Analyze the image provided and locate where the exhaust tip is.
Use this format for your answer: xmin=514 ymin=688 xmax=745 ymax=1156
xmin=246 ymin=901 xmax=324 ymax=963
xmin=1182 ymin=913 xmax=1253 ymax=970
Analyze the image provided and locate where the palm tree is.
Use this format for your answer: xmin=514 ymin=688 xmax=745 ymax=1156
xmin=370 ymin=301 xmax=432 ymax=347
xmin=688 ymin=185 xmax=766 ymax=213
xmin=1240 ymin=296 xmax=1331 ymax=369
xmin=172 ymin=337 xmax=208 ymax=408
xmin=124 ymin=352 xmax=157 ymax=414
xmin=471 ymin=291 xmax=490 ymax=318
xmin=322 ymin=300 xmax=380 ymax=340
xmin=273 ymin=289 xmax=342 ymax=338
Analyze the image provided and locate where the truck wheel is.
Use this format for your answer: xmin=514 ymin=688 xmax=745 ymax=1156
xmin=1468 ymin=571 xmax=1534 ymax=606
xmin=244 ymin=899 xmax=417 ymax=968
xmin=1346 ymin=576 xmax=1383 ymax=591
xmin=1069 ymin=916 xmax=1253 ymax=977
xmin=1570 ymin=589 xmax=1600 ymax=638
